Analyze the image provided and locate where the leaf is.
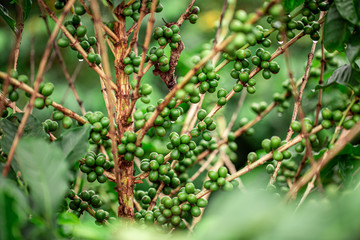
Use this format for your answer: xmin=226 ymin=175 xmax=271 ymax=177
xmin=283 ymin=0 xmax=305 ymax=12
xmin=57 ymin=212 xmax=80 ymax=225
xmin=316 ymin=64 xmax=360 ymax=90
xmin=0 ymin=178 xmax=29 ymax=240
xmin=334 ymin=0 xmax=360 ymax=26
xmin=0 ymin=113 xmax=46 ymax=155
xmin=0 ymin=4 xmax=16 ymax=33
xmin=57 ymin=212 xmax=80 ymax=237
xmin=346 ymin=30 xmax=360 ymax=70
xmin=55 ymin=126 xmax=90 ymax=163
xmin=22 ymin=0 xmax=32 ymax=20
xmin=324 ymin=3 xmax=352 ymax=52
xmin=112 ymin=0 xmax=122 ymax=8
xmin=15 ymin=137 xmax=69 ymax=221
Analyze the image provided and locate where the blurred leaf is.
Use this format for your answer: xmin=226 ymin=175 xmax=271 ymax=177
xmin=58 ymin=212 xmax=80 ymax=225
xmin=112 ymin=0 xmax=121 ymax=8
xmin=334 ymin=144 xmax=360 ymax=182
xmin=0 ymin=162 xmax=18 ymax=181
xmin=316 ymin=64 xmax=360 ymax=90
xmin=0 ymin=4 xmax=16 ymax=33
xmin=57 ymin=212 xmax=80 ymax=237
xmin=15 ymin=137 xmax=69 ymax=221
xmin=324 ymin=3 xmax=351 ymax=52
xmin=283 ymin=0 xmax=304 ymax=12
xmin=346 ymin=29 xmax=360 ymax=70
xmin=55 ymin=126 xmax=90 ymax=163
xmin=193 ymin=187 xmax=360 ymax=240
xmin=334 ymin=0 xmax=360 ymax=26
xmin=0 ymin=178 xmax=29 ymax=240
xmin=0 ymin=113 xmax=46 ymax=156
xmin=21 ymin=0 xmax=32 ymax=20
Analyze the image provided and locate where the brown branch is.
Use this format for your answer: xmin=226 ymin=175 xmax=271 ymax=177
xmin=147 ymin=182 xmax=164 ymax=211
xmin=13 ymin=5 xmax=24 ymax=70
xmin=190 ymin=149 xmax=219 ymax=181
xmin=269 ymin=37 xmax=318 ymax=186
xmin=78 ymin=0 xmax=119 ymax=42
xmin=73 ymin=195 xmax=109 ymax=224
xmin=153 ymin=40 xmax=185 ymax=90
xmin=135 ymin=33 xmax=236 ymax=145
xmin=295 ymin=175 xmax=316 ymax=211
xmin=38 ymin=6 xmax=86 ymax=115
xmin=0 ymin=93 xmax=22 ymax=113
xmin=194 ymin=125 xmax=324 ymax=200
xmin=0 ymin=72 xmax=86 ymax=124
xmin=212 ymin=0 xmax=227 ymax=49
xmin=176 ymin=0 xmax=197 ymax=25
xmin=90 ymin=0 xmax=124 ymax=217
xmin=125 ymin=0 xmax=151 ymax=57
xmin=125 ymin=0 xmax=159 ymax=120
xmin=38 ymin=0 xmax=118 ymax=92
xmin=287 ymin=123 xmax=360 ymax=200
xmin=181 ymin=94 xmax=205 ymax=134
xmin=2 ymin=0 xmax=77 ymax=177
xmin=224 ymin=90 xmax=247 ymax=136
xmin=60 ymin=63 xmax=82 ymax=105
xmin=314 ymin=13 xmax=326 ymax=126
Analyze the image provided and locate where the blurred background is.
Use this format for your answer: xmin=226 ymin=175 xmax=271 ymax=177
xmin=2 ymin=0 xmax=360 ymax=239
xmin=0 ymin=0 xmax=342 ymax=182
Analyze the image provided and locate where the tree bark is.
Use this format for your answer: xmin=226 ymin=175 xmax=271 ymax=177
xmin=114 ymin=6 xmax=135 ymax=218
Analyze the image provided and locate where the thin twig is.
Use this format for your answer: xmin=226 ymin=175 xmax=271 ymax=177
xmin=2 ymin=0 xmax=76 ymax=177
xmin=269 ymin=39 xmax=318 ymax=186
xmin=38 ymin=6 xmax=86 ymax=115
xmin=125 ymin=0 xmax=150 ymax=57
xmin=287 ymin=123 xmax=360 ymax=199
xmin=78 ymin=0 xmax=119 ymax=42
xmin=89 ymin=0 xmax=120 ymax=207
xmin=0 ymin=72 xmax=87 ymax=124
xmin=125 ymin=0 xmax=158 ymax=120
xmin=38 ymin=0 xmax=118 ymax=92
xmin=314 ymin=16 xmax=326 ymax=125
xmin=194 ymin=125 xmax=323 ymax=201
xmin=295 ymin=175 xmax=316 ymax=211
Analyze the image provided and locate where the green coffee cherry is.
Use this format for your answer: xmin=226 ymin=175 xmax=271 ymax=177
xmin=34 ymin=98 xmax=45 ymax=109
xmin=270 ymin=136 xmax=281 ymax=150
xmin=291 ymin=121 xmax=301 ymax=133
xmin=57 ymin=38 xmax=69 ymax=48
xmin=272 ymin=150 xmax=283 ymax=161
xmin=62 ymin=116 xmax=73 ymax=129
xmin=41 ymin=83 xmax=54 ymax=96
xmin=76 ymin=25 xmax=87 ymax=37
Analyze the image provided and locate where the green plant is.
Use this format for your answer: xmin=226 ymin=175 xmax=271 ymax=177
xmin=1 ymin=0 xmax=360 ymax=239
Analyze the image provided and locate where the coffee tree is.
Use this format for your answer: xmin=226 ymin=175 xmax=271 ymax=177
xmin=1 ymin=0 xmax=360 ymax=239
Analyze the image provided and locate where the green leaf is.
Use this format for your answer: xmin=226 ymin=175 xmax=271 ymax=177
xmin=15 ymin=137 xmax=69 ymax=221
xmin=334 ymin=0 xmax=360 ymax=26
xmin=55 ymin=126 xmax=91 ymax=163
xmin=316 ymin=64 xmax=360 ymax=90
xmin=112 ymin=0 xmax=122 ymax=8
xmin=283 ymin=0 xmax=304 ymax=12
xmin=324 ymin=3 xmax=352 ymax=52
xmin=0 ymin=113 xmax=46 ymax=155
xmin=23 ymin=0 xmax=32 ymax=20
xmin=58 ymin=212 xmax=80 ymax=225
xmin=0 ymin=178 xmax=29 ymax=240
xmin=0 ymin=4 xmax=16 ymax=33
xmin=346 ymin=30 xmax=360 ymax=70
